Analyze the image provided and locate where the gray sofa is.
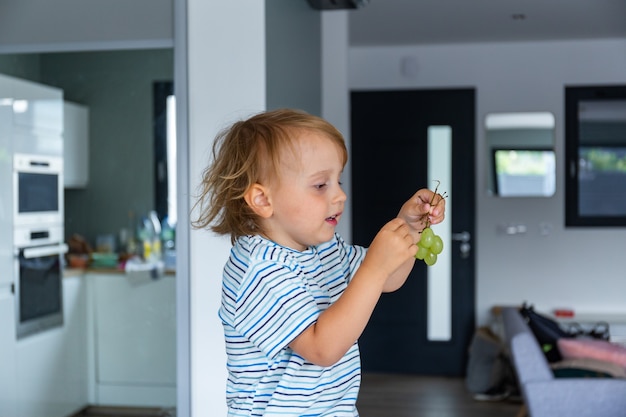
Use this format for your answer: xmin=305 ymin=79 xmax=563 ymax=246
xmin=501 ymin=307 xmax=626 ymax=417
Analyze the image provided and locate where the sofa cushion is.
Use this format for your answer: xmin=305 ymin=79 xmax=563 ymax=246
xmin=524 ymin=379 xmax=626 ymax=417
xmin=552 ymin=357 xmax=626 ymax=378
xmin=558 ymin=338 xmax=626 ymax=370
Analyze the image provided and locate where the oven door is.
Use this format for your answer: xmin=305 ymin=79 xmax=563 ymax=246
xmin=13 ymin=153 xmax=64 ymax=227
xmin=15 ymin=243 xmax=68 ymax=339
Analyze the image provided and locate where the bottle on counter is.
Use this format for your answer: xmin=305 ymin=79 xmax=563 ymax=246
xmin=137 ymin=211 xmax=162 ymax=262
xmin=137 ymin=216 xmax=152 ymax=261
xmin=149 ymin=210 xmax=162 ymax=261
xmin=124 ymin=210 xmax=138 ymax=256
xmin=161 ymin=215 xmax=176 ymax=270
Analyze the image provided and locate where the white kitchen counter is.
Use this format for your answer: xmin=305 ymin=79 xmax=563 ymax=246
xmin=87 ymin=271 xmax=176 ymax=407
xmin=60 ymin=269 xmax=177 ymax=408
xmin=63 ymin=267 xmax=87 ymax=278
xmin=64 ymin=267 xmax=175 ymax=278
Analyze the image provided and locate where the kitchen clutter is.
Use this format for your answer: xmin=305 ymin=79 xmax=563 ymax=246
xmin=67 ymin=234 xmax=92 ymax=268
xmin=65 ymin=210 xmax=176 ymax=272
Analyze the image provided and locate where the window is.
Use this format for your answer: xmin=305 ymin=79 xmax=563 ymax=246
xmin=485 ymin=112 xmax=555 ymax=198
xmin=154 ymin=81 xmax=176 ymax=224
xmin=492 ymin=148 xmax=556 ymax=197
xmin=565 ymin=85 xmax=626 ymax=226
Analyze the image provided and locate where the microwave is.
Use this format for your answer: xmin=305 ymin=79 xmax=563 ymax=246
xmin=13 ymin=153 xmax=64 ymax=227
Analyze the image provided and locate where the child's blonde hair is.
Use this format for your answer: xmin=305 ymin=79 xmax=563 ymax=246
xmin=192 ymin=108 xmax=348 ymax=243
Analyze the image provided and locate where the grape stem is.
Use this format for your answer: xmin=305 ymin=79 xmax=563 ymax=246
xmin=423 ymin=180 xmax=442 ymax=230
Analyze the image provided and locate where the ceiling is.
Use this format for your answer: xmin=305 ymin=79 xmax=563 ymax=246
xmin=348 ymin=0 xmax=626 ymax=46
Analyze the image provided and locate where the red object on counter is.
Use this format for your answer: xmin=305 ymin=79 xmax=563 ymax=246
xmin=553 ymin=308 xmax=575 ymax=318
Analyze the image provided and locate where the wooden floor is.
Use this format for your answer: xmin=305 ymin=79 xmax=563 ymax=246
xmin=71 ymin=374 xmax=522 ymax=417
xmin=357 ymin=373 xmax=523 ymax=417
xmin=70 ymin=406 xmax=175 ymax=417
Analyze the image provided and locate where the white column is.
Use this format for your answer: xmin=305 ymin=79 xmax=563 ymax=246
xmin=185 ymin=1 xmax=266 ymax=416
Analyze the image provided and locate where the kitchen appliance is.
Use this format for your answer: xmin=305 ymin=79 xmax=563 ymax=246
xmin=13 ymin=153 xmax=63 ymax=228
xmin=14 ymin=224 xmax=67 ymax=339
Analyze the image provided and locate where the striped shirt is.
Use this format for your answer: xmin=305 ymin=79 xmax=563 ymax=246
xmin=219 ymin=233 xmax=367 ymax=416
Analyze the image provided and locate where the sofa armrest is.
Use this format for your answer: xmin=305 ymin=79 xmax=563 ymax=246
xmin=510 ymin=332 xmax=554 ymax=385
xmin=524 ymin=379 xmax=626 ymax=417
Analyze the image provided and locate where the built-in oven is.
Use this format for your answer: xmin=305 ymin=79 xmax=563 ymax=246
xmin=13 ymin=153 xmax=63 ymax=228
xmin=14 ymin=224 xmax=67 ymax=339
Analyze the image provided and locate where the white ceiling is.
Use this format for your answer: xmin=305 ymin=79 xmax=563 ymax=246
xmin=348 ymin=0 xmax=626 ymax=46
xmin=2 ymin=1 xmax=625 ymax=52
xmin=0 ymin=0 xmax=173 ymax=53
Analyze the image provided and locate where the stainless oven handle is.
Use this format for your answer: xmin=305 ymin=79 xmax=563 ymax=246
xmin=22 ymin=243 xmax=68 ymax=259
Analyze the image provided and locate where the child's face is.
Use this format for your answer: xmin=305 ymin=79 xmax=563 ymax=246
xmin=264 ymin=131 xmax=346 ymax=251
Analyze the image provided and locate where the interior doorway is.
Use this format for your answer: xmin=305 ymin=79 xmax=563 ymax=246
xmin=351 ymin=88 xmax=476 ymax=376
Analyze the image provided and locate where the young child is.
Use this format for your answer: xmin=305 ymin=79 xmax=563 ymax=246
xmin=193 ymin=108 xmax=445 ymax=416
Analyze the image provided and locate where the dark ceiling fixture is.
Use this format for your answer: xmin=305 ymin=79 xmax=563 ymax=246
xmin=307 ymin=0 xmax=369 ymax=10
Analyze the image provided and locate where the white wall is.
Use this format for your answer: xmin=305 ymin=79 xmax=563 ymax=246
xmin=349 ymin=39 xmax=626 ymax=324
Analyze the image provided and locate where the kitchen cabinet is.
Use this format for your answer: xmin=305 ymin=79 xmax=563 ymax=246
xmin=1 ymin=73 xmax=63 ymax=157
xmin=0 ymin=90 xmax=12 ymax=286
xmin=89 ymin=272 xmax=176 ymax=407
xmin=0 ymin=288 xmax=18 ymax=417
xmin=63 ymin=101 xmax=89 ymax=188
xmin=0 ymin=74 xmax=64 ymax=286
xmin=1 ymin=270 xmax=176 ymax=415
xmin=61 ymin=274 xmax=90 ymax=411
xmin=14 ymin=274 xmax=88 ymax=417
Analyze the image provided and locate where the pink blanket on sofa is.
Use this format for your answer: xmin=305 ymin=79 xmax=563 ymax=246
xmin=558 ymin=338 xmax=626 ymax=370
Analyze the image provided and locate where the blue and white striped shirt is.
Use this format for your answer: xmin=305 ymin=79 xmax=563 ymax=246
xmin=219 ymin=233 xmax=367 ymax=416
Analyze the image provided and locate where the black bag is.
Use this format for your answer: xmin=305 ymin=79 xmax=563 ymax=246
xmin=519 ymin=303 xmax=571 ymax=362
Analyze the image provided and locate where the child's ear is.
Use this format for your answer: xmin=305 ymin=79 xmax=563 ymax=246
xmin=244 ymin=183 xmax=272 ymax=218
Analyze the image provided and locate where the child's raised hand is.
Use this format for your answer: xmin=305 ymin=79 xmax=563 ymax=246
xmin=359 ymin=218 xmax=417 ymax=282
xmin=399 ymin=188 xmax=446 ymax=240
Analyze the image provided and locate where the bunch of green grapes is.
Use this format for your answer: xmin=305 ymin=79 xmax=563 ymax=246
xmin=415 ymin=227 xmax=443 ymax=266
xmin=414 ymin=180 xmax=446 ymax=266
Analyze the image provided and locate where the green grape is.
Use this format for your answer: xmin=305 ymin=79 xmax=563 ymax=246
xmin=430 ymin=235 xmax=444 ymax=255
xmin=420 ymin=228 xmax=434 ymax=248
xmin=416 ymin=227 xmax=443 ymax=266
xmin=415 ymin=245 xmax=428 ymax=260
xmin=424 ymin=251 xmax=437 ymax=266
